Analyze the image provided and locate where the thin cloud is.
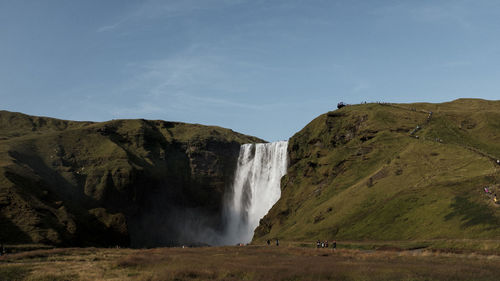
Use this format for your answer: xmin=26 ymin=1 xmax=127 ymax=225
xmin=110 ymin=47 xmax=268 ymax=117
xmin=410 ymin=4 xmax=472 ymax=30
xmin=370 ymin=2 xmax=474 ymax=30
xmin=439 ymin=60 xmax=471 ymax=68
xmin=97 ymin=20 xmax=125 ymax=32
xmin=352 ymin=81 xmax=371 ymax=93
xmin=111 ymin=102 xmax=165 ymax=118
xmin=96 ymin=0 xmax=247 ymax=33
xmin=184 ymin=94 xmax=263 ymax=110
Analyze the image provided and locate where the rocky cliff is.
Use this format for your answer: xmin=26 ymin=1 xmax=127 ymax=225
xmin=0 ymin=111 xmax=262 ymax=247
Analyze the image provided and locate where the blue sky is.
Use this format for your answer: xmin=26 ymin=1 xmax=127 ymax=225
xmin=2 ymin=0 xmax=500 ymax=141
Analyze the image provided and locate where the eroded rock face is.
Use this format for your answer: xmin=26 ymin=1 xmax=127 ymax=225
xmin=0 ymin=111 xmax=262 ymax=247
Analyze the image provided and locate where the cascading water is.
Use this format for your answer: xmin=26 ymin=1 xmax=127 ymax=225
xmin=222 ymin=141 xmax=288 ymax=245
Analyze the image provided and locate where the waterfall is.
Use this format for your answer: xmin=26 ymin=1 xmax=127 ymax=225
xmin=222 ymin=141 xmax=288 ymax=245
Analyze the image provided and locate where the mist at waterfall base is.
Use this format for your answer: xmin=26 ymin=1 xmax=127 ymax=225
xmin=137 ymin=141 xmax=288 ymax=247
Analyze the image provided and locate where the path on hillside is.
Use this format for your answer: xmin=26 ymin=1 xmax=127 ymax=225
xmin=381 ymin=103 xmax=499 ymax=164
xmin=363 ymin=103 xmax=499 ymax=200
xmin=378 ymin=103 xmax=500 ymax=204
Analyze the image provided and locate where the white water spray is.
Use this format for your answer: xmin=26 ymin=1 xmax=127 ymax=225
xmin=222 ymin=141 xmax=288 ymax=245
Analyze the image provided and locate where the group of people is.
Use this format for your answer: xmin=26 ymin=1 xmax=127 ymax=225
xmin=316 ymin=240 xmax=336 ymax=250
xmin=427 ymin=111 xmax=433 ymax=123
xmin=483 ymin=186 xmax=498 ymax=204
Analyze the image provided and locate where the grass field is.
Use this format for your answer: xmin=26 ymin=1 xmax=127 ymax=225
xmin=1 ymin=242 xmax=499 ymax=281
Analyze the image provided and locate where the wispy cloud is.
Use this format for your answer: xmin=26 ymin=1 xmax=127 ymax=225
xmin=108 ymin=45 xmax=271 ymax=118
xmin=96 ymin=0 xmax=247 ymax=33
xmin=410 ymin=4 xmax=472 ymax=30
xmin=97 ymin=19 xmax=126 ymax=33
xmin=111 ymin=101 xmax=165 ymax=117
xmin=134 ymin=54 xmax=247 ymax=97
xmin=183 ymin=94 xmax=263 ymax=110
xmin=351 ymin=81 xmax=371 ymax=93
xmin=370 ymin=1 xmax=474 ymax=30
xmin=438 ymin=60 xmax=471 ymax=68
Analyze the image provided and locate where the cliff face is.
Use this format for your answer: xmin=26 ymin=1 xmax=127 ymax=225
xmin=254 ymin=99 xmax=500 ymax=242
xmin=0 ymin=111 xmax=262 ymax=247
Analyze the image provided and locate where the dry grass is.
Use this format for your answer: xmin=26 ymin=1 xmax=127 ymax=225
xmin=1 ymin=245 xmax=499 ymax=281
xmin=0 ymin=248 xmax=74 ymax=261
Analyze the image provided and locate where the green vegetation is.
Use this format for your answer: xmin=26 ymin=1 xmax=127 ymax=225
xmin=255 ymin=99 xmax=500 ymax=243
xmin=2 ymin=100 xmax=500 ymax=280
xmin=2 ymin=98 xmax=500 ymax=251
xmin=0 ymin=111 xmax=262 ymax=247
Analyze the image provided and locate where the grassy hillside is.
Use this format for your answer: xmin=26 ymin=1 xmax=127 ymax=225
xmin=254 ymin=99 xmax=500 ymax=242
xmin=0 ymin=111 xmax=262 ymax=247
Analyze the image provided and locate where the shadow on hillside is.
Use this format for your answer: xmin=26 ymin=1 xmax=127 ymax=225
xmin=6 ymin=150 xmax=93 ymax=207
xmin=0 ymin=213 xmax=32 ymax=244
xmin=445 ymin=196 xmax=499 ymax=229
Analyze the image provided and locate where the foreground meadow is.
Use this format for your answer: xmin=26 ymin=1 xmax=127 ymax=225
xmin=1 ymin=242 xmax=499 ymax=281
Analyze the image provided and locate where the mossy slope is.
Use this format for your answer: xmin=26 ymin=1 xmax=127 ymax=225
xmin=0 ymin=111 xmax=262 ymax=247
xmin=254 ymin=99 xmax=500 ymax=242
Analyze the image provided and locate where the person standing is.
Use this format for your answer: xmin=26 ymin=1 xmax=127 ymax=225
xmin=332 ymin=240 xmax=337 ymax=251
xmin=267 ymin=239 xmax=271 ymax=246
xmin=276 ymin=239 xmax=279 ymax=246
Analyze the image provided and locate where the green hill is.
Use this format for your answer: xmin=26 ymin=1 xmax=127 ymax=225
xmin=254 ymin=99 xmax=500 ymax=243
xmin=0 ymin=111 xmax=262 ymax=247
